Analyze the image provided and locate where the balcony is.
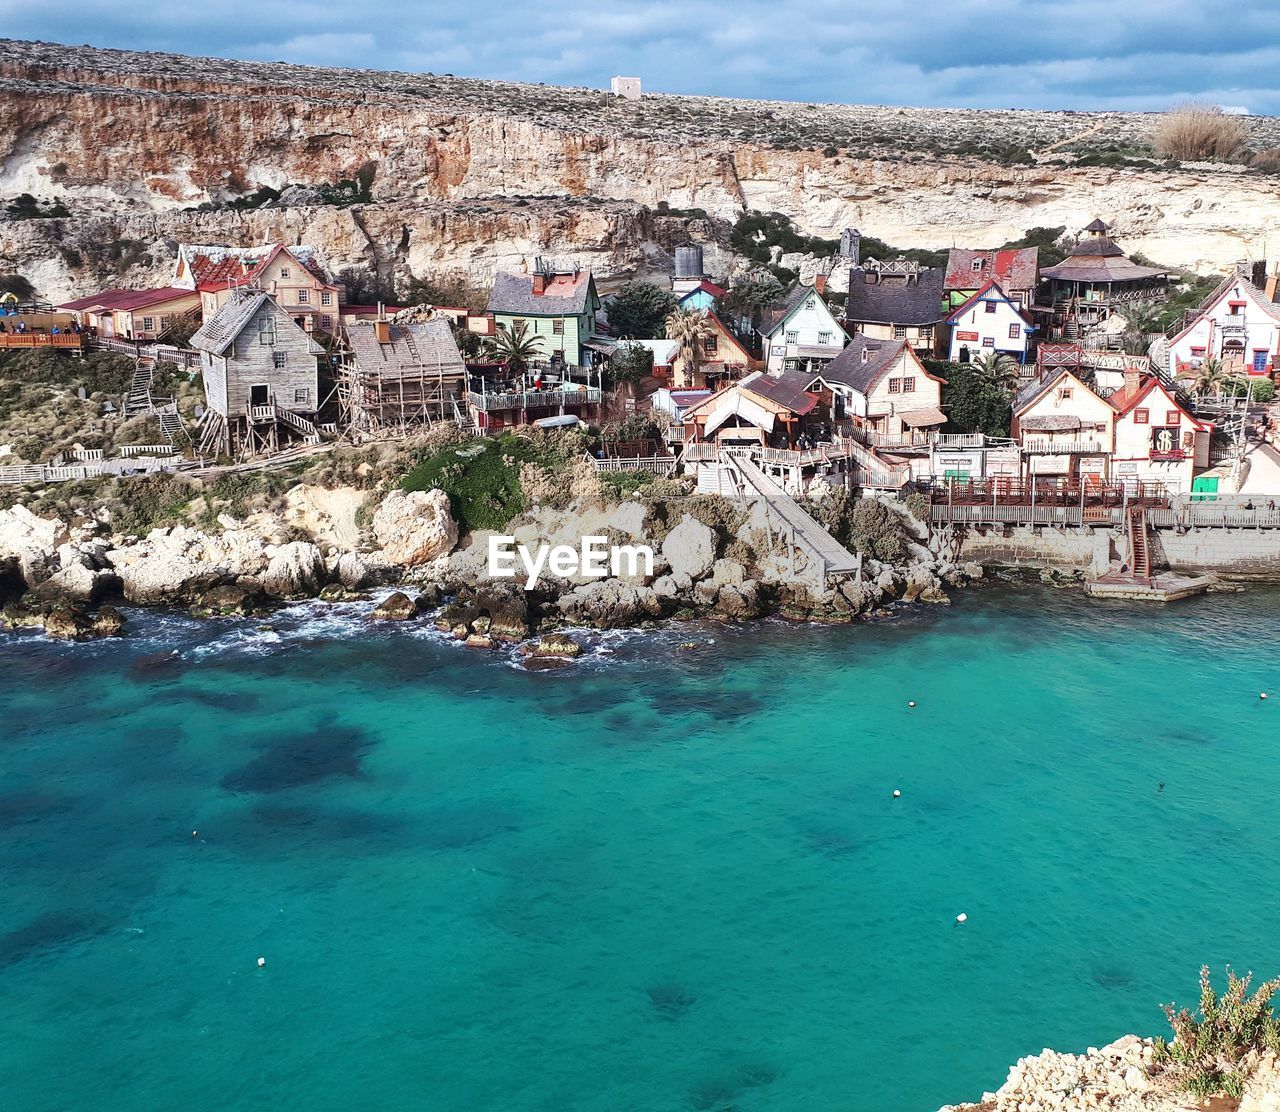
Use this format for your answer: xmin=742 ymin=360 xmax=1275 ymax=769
xmin=1021 ymin=438 xmax=1111 ymax=455
xmin=1149 ymin=449 xmax=1188 ymax=462
xmin=466 ymin=386 xmax=602 ymax=413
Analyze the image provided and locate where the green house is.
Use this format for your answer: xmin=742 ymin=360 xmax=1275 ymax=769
xmin=486 ymin=262 xmax=602 ymax=367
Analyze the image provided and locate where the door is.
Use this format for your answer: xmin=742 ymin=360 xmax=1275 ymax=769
xmin=250 ymin=384 xmax=269 ymax=407
xmin=1191 ymin=475 xmax=1219 ymax=503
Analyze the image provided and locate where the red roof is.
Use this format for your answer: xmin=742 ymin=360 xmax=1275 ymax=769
xmin=944 ymin=280 xmax=1034 ymax=325
xmin=945 ymin=247 xmax=1039 ymax=292
xmin=58 ymin=286 xmax=196 ymax=312
xmin=1108 ymin=375 xmax=1210 ymax=431
xmin=189 ymin=245 xmax=332 ymax=293
xmin=680 ymin=280 xmax=726 ymax=300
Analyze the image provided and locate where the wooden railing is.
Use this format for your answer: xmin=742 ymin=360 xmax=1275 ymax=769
xmin=0 ymin=332 xmax=82 ymax=349
xmin=117 ymin=444 xmax=176 ymax=457
xmin=585 ymin=454 xmax=676 ymax=474
xmin=467 ymin=386 xmax=602 ymax=412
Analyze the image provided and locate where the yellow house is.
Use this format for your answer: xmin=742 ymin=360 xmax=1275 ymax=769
xmin=57 ymin=286 xmax=200 ymax=340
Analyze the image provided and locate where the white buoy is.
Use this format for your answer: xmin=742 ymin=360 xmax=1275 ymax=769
xmin=892 ymin=789 xmax=902 ymax=798
xmin=1262 ymin=692 xmax=1269 ymax=700
xmin=191 ymin=830 xmax=198 ymax=838
xmin=955 ymin=913 xmax=968 ymax=925
xmin=257 ymin=956 xmax=266 ymax=967
xmin=908 ymin=700 xmax=917 ymax=708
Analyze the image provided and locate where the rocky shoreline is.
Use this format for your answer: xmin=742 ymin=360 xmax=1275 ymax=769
xmin=0 ymin=484 xmax=983 ymax=651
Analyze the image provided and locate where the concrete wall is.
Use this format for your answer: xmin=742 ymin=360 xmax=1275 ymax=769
xmin=951 ymin=522 xmax=1280 ymax=577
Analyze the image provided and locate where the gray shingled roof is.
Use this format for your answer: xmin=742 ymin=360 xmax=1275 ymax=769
xmin=487 ymin=271 xmax=594 ymax=316
xmin=1012 ymin=368 xmax=1067 ymax=414
xmin=190 ymin=290 xmax=325 ymax=357
xmin=743 ymin=369 xmax=819 ymax=414
xmin=761 ymin=285 xmax=813 ymax=334
xmin=346 ymin=318 xmax=465 ymax=377
xmin=845 ymin=266 xmax=946 ymax=326
xmin=820 ymin=335 xmax=907 ymax=394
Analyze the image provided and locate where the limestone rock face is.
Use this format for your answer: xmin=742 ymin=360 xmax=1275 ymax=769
xmin=262 ymin=542 xmax=327 ymax=598
xmin=661 ymin=515 xmax=717 ymax=581
xmin=0 ymin=505 xmax=69 ymax=586
xmin=373 ymin=490 xmax=459 ymax=567
xmin=110 ymin=549 xmax=224 ymax=604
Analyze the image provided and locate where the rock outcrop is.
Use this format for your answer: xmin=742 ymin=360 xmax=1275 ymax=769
xmin=372 ymin=490 xmax=459 ymax=567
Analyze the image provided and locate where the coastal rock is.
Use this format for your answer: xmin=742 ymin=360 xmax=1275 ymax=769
xmin=558 ymin=579 xmax=665 ymax=628
xmin=90 ymin=605 xmax=126 ymax=638
xmin=436 ymin=583 xmax=531 ymax=641
xmin=712 ymin=581 xmax=767 ymax=620
xmin=372 ymin=489 xmax=459 ymax=566
xmin=332 ymin=551 xmax=373 ymax=590
xmin=111 ymin=550 xmax=224 ymax=604
xmin=195 ymin=583 xmax=267 ymax=617
xmin=0 ymin=505 xmax=69 ymax=586
xmin=522 ymin=633 xmax=584 ymax=659
xmin=371 ymin=591 xmax=419 ymax=621
xmin=24 ymin=560 xmax=115 ymax=606
xmin=661 ymin=515 xmax=716 ymax=580
xmin=262 ymin=541 xmax=327 ymax=598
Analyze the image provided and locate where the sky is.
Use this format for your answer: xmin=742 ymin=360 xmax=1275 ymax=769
xmin=2 ymin=0 xmax=1278 ymax=114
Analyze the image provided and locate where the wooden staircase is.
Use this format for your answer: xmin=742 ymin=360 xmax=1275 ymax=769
xmin=124 ymin=356 xmax=156 ymax=416
xmin=1127 ymin=506 xmax=1152 ymax=581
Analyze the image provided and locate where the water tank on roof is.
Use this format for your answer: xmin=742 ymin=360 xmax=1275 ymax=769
xmin=674 ymin=245 xmax=705 ymax=280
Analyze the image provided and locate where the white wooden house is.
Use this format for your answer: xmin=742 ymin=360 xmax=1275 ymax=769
xmin=762 ymin=286 xmax=849 ymax=375
xmin=1166 ymin=272 xmax=1280 ymax=379
xmin=818 ymin=336 xmax=947 ymax=441
xmin=945 ymin=281 xmax=1034 ymax=364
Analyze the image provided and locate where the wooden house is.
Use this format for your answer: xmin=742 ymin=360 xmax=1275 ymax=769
xmin=945 ymin=281 xmax=1035 ymax=364
xmin=672 ymin=311 xmax=759 ymax=389
xmin=175 ymin=244 xmax=343 ymax=335
xmin=191 ymin=290 xmax=325 ymax=457
xmin=819 ymin=336 xmax=947 ymax=443
xmin=676 ymin=280 xmax=725 ymax=313
xmin=844 ymin=261 xmax=946 ymax=357
xmin=341 ymin=317 xmax=468 ymax=435
xmin=57 ymin=286 xmax=200 ymax=340
xmin=761 ymin=286 xmax=849 ymax=375
xmin=1166 ymin=270 xmax=1280 ymax=379
xmin=486 ymin=260 xmax=602 ymax=366
xmin=944 ymin=247 xmax=1039 ymax=312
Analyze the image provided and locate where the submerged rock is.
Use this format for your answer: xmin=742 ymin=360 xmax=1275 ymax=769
xmin=194 ymin=583 xmax=267 ymax=617
xmin=521 ymin=632 xmax=583 ymax=660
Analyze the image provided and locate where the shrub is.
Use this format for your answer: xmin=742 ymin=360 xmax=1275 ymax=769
xmin=1154 ymin=966 xmax=1280 ymax=1099
xmin=1153 ymin=103 xmax=1247 ymax=161
xmin=605 ymin=281 xmax=677 ymax=339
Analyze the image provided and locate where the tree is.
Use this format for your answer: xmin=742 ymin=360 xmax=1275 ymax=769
xmin=605 ymin=281 xmax=676 ymax=339
xmin=402 ymin=272 xmax=488 ymax=313
xmin=607 ymin=341 xmax=655 ymax=387
xmin=970 ymin=350 xmax=1021 ymax=391
xmin=934 ymin=360 xmax=1013 ymax=438
xmin=485 ymin=320 xmax=543 ymax=375
xmin=1189 ymin=357 xmax=1227 ymax=400
xmin=716 ymin=271 xmax=784 ymax=334
xmin=664 ymin=308 xmax=716 ymax=388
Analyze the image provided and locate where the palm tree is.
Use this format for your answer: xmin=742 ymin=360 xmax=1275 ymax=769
xmin=1190 ymin=357 xmax=1227 ymax=401
xmin=664 ymin=308 xmax=716 ymax=388
xmin=485 ymin=320 xmax=542 ymax=376
xmin=971 ymin=350 xmax=1021 ymax=391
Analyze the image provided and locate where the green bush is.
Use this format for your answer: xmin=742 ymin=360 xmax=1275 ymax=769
xmin=932 ymin=361 xmax=1013 ymax=438
xmin=1155 ymin=966 xmax=1280 ymax=1100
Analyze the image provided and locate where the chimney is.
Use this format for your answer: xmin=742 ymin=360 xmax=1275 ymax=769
xmin=374 ymin=302 xmax=391 ymax=344
xmin=532 ymin=272 xmax=547 ymax=295
xmin=1266 ymin=264 xmax=1280 ymax=303
xmin=814 ymin=273 xmax=828 ymax=295
xmin=1123 ymin=366 xmax=1142 ymax=394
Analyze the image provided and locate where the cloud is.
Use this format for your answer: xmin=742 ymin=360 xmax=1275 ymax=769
xmin=4 ymin=0 xmax=1279 ymax=113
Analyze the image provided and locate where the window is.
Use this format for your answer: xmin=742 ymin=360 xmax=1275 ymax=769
xmin=1191 ymin=346 xmax=1206 ymax=356
xmin=972 ymin=258 xmax=984 ymax=272
xmin=1057 ymin=387 xmax=1073 ymax=400
xmin=321 ymin=315 xmax=332 ymax=329
xmin=552 ymin=319 xmax=564 ymax=335
xmin=297 ymin=289 xmax=309 ymax=303
xmin=901 ymin=378 xmax=916 ymax=393
xmin=1229 ymin=300 xmax=1245 ymax=315
xmin=1166 ymin=410 xmax=1181 ymax=425
xmin=1134 ymin=408 xmax=1150 ymax=424
xmin=984 ymin=301 xmax=998 ymax=314
xmin=888 ymin=378 xmax=902 ymax=393
xmin=513 ymin=318 xmax=526 ymax=331
xmin=258 ymin=319 xmax=275 ymax=346
xmin=982 ymin=336 xmax=995 ymax=347
xmin=818 ymin=331 xmax=831 ymax=344
xmin=142 ymin=316 xmax=155 ymax=332
xmin=704 ymin=334 xmax=718 ymax=355
xmin=919 ymin=326 xmax=933 ymax=341
xmin=785 ymin=330 xmax=798 ymax=343
xmin=294 ymin=387 xmax=310 ymax=405
xmin=893 ymin=325 xmax=907 ymax=339
xmin=280 ymin=267 xmax=291 ymax=278
xmin=320 ymin=290 xmax=332 ymax=306
xmin=1008 ymin=323 xmax=1021 ymax=340
xmin=273 ymin=351 xmax=286 ymax=369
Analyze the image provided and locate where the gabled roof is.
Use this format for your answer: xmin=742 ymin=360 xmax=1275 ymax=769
xmin=761 ymin=285 xmax=844 ymax=338
xmin=820 ymin=335 xmax=909 ymax=395
xmin=742 ymin=369 xmax=819 ymax=415
xmin=945 ymin=247 xmax=1038 ymax=293
xmin=487 ymin=270 xmax=596 ymax=316
xmin=57 ymin=286 xmax=195 ymax=312
xmin=845 ymin=266 xmax=946 ymax=326
xmin=1012 ymin=367 xmax=1071 ymax=414
xmin=1107 ymin=375 xmax=1211 ymax=431
xmin=346 ymin=319 xmax=465 ymax=377
xmin=945 ymin=280 xmax=1035 ymax=326
xmin=179 ymin=243 xmax=333 ymax=293
xmin=190 ymin=291 xmax=325 ymax=356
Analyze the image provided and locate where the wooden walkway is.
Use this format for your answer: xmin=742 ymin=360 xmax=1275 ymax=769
xmin=722 ymin=454 xmax=861 ymax=586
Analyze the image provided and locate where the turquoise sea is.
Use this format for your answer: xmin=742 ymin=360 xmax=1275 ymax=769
xmin=1 ymin=584 xmax=1278 ymax=1112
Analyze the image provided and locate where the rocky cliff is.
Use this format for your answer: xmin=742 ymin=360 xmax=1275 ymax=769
xmin=3 ymin=39 xmax=1280 ymax=298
